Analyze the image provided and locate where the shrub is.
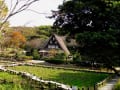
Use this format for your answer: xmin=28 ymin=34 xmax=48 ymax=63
xmin=21 ymin=56 xmax=33 ymax=60
xmin=114 ymin=79 xmax=120 ymax=90
xmin=45 ymin=59 xmax=65 ymax=64
xmin=45 ymin=53 xmax=66 ymax=64
xmin=32 ymin=49 xmax=40 ymax=60
xmin=14 ymin=50 xmax=33 ymax=61
xmin=73 ymin=52 xmax=81 ymax=63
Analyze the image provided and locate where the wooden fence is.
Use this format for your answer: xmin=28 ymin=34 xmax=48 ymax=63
xmin=1 ymin=63 xmax=114 ymax=90
xmin=0 ymin=67 xmax=72 ymax=90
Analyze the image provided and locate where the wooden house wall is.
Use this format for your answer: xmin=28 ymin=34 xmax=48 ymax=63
xmin=44 ymin=35 xmax=61 ymax=50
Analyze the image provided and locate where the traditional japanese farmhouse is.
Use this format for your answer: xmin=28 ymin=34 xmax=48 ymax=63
xmin=39 ymin=34 xmax=71 ymax=57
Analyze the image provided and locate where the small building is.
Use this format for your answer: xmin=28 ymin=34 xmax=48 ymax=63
xmin=39 ymin=34 xmax=71 ymax=57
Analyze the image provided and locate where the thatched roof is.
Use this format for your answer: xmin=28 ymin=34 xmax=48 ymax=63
xmin=43 ymin=34 xmax=70 ymax=55
xmin=54 ymin=34 xmax=70 ymax=55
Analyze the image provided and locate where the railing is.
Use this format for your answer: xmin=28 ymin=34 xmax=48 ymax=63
xmin=0 ymin=67 xmax=72 ymax=90
xmin=96 ymin=74 xmax=114 ymax=88
xmin=1 ymin=63 xmax=114 ymax=90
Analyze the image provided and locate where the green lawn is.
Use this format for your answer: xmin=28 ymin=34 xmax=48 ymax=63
xmin=9 ymin=66 xmax=110 ymax=88
xmin=0 ymin=71 xmax=39 ymax=90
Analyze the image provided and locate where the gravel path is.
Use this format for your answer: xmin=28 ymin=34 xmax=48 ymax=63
xmin=98 ymin=76 xmax=119 ymax=90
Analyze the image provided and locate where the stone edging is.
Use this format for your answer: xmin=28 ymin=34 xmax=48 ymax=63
xmin=96 ymin=74 xmax=115 ymax=88
xmin=1 ymin=62 xmax=114 ymax=90
xmin=0 ymin=64 xmax=72 ymax=90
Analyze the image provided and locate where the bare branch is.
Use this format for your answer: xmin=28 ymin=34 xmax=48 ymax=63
xmin=0 ymin=0 xmax=39 ymax=31
xmin=26 ymin=9 xmax=51 ymax=15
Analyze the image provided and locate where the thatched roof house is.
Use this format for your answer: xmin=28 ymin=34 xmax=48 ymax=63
xmin=39 ymin=34 xmax=71 ymax=56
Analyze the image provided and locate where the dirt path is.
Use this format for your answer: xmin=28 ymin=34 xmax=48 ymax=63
xmin=98 ymin=76 xmax=119 ymax=90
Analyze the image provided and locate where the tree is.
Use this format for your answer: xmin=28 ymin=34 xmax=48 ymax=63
xmin=25 ymin=38 xmax=46 ymax=49
xmin=0 ymin=0 xmax=39 ymax=50
xmin=32 ymin=49 xmax=40 ymax=60
xmin=5 ymin=31 xmax=26 ymax=48
xmin=0 ymin=0 xmax=39 ymax=31
xmin=36 ymin=25 xmax=53 ymax=36
xmin=0 ymin=0 xmax=8 ymax=30
xmin=52 ymin=0 xmax=120 ymax=36
xmin=52 ymin=0 xmax=120 ymax=74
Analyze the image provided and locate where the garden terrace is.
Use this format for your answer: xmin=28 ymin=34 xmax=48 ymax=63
xmin=8 ymin=65 xmax=111 ymax=89
xmin=0 ymin=71 xmax=40 ymax=90
xmin=0 ymin=67 xmax=68 ymax=90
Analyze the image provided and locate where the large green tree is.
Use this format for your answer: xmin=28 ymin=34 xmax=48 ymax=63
xmin=52 ymin=0 xmax=120 ymax=74
xmin=53 ymin=0 xmax=120 ymax=35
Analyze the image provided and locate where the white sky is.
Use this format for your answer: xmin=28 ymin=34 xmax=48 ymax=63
xmin=5 ymin=0 xmax=64 ymax=27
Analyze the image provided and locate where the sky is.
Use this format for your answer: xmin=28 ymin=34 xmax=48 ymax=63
xmin=5 ymin=0 xmax=64 ymax=27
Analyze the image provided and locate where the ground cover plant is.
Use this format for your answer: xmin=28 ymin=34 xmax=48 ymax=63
xmin=114 ymin=79 xmax=120 ymax=90
xmin=0 ymin=71 xmax=42 ymax=90
xmin=9 ymin=66 xmax=110 ymax=88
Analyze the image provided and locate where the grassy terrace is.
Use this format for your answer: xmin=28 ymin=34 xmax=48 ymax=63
xmin=0 ymin=71 xmax=39 ymax=90
xmin=9 ymin=66 xmax=110 ymax=88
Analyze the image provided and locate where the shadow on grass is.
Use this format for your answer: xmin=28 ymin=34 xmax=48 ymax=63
xmin=46 ymin=71 xmax=109 ymax=88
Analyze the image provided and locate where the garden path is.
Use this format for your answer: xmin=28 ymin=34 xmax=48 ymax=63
xmin=98 ymin=76 xmax=119 ymax=90
xmin=27 ymin=60 xmax=45 ymax=64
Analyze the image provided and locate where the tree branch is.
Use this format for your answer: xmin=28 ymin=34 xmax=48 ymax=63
xmin=0 ymin=0 xmax=39 ymax=31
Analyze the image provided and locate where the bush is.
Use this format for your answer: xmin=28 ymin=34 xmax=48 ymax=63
xmin=32 ymin=49 xmax=40 ymax=60
xmin=45 ymin=59 xmax=65 ymax=64
xmin=114 ymin=79 xmax=120 ymax=90
xmin=73 ymin=52 xmax=81 ymax=63
xmin=45 ymin=53 xmax=66 ymax=64
xmin=21 ymin=56 xmax=33 ymax=60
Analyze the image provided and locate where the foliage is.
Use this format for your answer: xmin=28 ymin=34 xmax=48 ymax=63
xmin=0 ymin=71 xmax=39 ymax=90
xmin=0 ymin=0 xmax=8 ymax=28
xmin=76 ymin=29 xmax=119 ymax=48
xmin=45 ymin=59 xmax=65 ymax=64
xmin=52 ymin=0 xmax=120 ymax=35
xmin=0 ymin=0 xmax=8 ymax=17
xmin=51 ymin=0 xmax=120 ymax=73
xmin=73 ymin=51 xmax=81 ymax=63
xmin=76 ymin=29 xmax=120 ymax=68
xmin=113 ymin=79 xmax=120 ymax=90
xmin=12 ymin=27 xmax=37 ymax=39
xmin=0 ymin=48 xmax=15 ymax=58
xmin=0 ymin=0 xmax=39 ymax=31
xmin=36 ymin=25 xmax=53 ymax=36
xmin=22 ymin=56 xmax=33 ymax=60
xmin=25 ymin=38 xmax=46 ymax=50
xmin=3 ymin=31 xmax=26 ymax=48
xmin=9 ymin=66 xmax=110 ymax=88
xmin=15 ymin=51 xmax=25 ymax=61
xmin=15 ymin=53 xmax=33 ymax=60
xmin=0 ymin=48 xmax=31 ymax=61
xmin=0 ymin=0 xmax=9 ymax=48
xmin=45 ymin=53 xmax=66 ymax=64
xmin=49 ymin=49 xmax=57 ymax=56
xmin=11 ymin=31 xmax=26 ymax=48
xmin=12 ymin=26 xmax=50 ymax=52
xmin=12 ymin=26 xmax=51 ymax=40
xmin=32 ymin=49 xmax=40 ymax=60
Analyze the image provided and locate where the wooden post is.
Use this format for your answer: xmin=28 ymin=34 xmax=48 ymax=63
xmin=94 ymin=84 xmax=97 ymax=90
xmin=40 ymin=85 xmax=44 ymax=90
xmin=48 ymin=82 xmax=51 ymax=89
xmin=88 ymin=87 xmax=89 ymax=90
xmin=55 ymin=83 xmax=57 ymax=89
xmin=82 ymin=88 xmax=84 ymax=90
